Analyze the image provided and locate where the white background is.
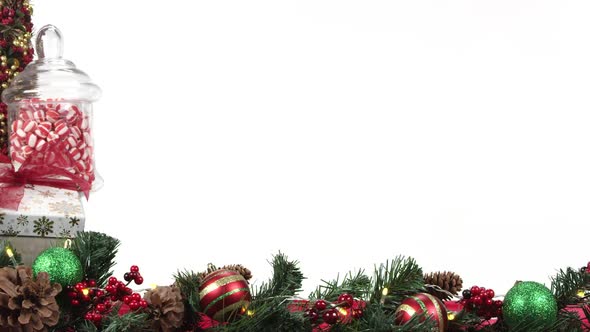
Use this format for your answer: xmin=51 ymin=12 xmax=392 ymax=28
xmin=33 ymin=1 xmax=590 ymax=296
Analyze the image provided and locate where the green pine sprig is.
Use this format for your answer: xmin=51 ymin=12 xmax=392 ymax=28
xmin=371 ymin=256 xmax=424 ymax=308
xmin=70 ymin=231 xmax=120 ymax=287
xmin=551 ymin=267 xmax=589 ymax=309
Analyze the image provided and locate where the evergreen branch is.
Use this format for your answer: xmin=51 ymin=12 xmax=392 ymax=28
xmin=311 ymin=270 xmax=371 ymax=301
xmin=73 ymin=320 xmax=98 ymax=332
xmin=448 ymin=309 xmax=488 ymax=332
xmin=101 ymin=310 xmax=151 ymax=332
xmin=371 ymin=256 xmax=424 ymax=308
xmin=254 ymin=252 xmax=304 ymax=300
xmin=215 ymin=304 xmax=310 ymax=332
xmin=71 ymin=231 xmax=120 ymax=287
xmin=174 ymin=269 xmax=203 ymax=327
xmin=217 ymin=253 xmax=306 ymax=332
xmin=343 ymin=309 xmax=434 ymax=332
xmin=551 ymin=267 xmax=587 ymax=309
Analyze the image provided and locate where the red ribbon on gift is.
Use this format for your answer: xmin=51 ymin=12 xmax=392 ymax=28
xmin=564 ymin=305 xmax=590 ymax=331
xmin=0 ymin=162 xmax=90 ymax=210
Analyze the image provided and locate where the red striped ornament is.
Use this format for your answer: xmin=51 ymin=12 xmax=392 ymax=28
xmin=198 ymin=269 xmax=251 ymax=322
xmin=394 ymin=293 xmax=448 ymax=332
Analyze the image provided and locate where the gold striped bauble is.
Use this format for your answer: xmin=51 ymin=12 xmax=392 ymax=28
xmin=198 ymin=269 xmax=251 ymax=322
xmin=394 ymin=292 xmax=448 ymax=332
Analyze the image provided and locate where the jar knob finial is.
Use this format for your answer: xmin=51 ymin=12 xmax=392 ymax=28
xmin=36 ymin=25 xmax=63 ymax=59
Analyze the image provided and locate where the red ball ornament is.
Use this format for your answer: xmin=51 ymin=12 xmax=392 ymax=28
xmin=198 ymin=269 xmax=251 ymax=322
xmin=395 ymin=293 xmax=448 ymax=332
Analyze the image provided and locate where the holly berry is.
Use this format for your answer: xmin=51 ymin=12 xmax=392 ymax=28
xmin=322 ymin=309 xmax=339 ymax=325
xmin=105 ymin=284 xmax=114 ymax=292
xmin=314 ymin=299 xmax=327 ymax=311
xmin=128 ymin=301 xmax=140 ymax=310
xmin=108 ymin=277 xmax=118 ymax=285
xmin=74 ymin=283 xmax=85 ymax=292
xmin=130 ymin=265 xmax=139 ymax=273
xmin=462 ymin=289 xmax=471 ymax=299
xmin=135 ymin=276 xmax=144 ymax=285
xmin=337 ymin=293 xmax=354 ymax=308
xmin=470 ymin=286 xmax=480 ymax=296
xmin=352 ymin=308 xmax=363 ymax=319
xmin=305 ymin=309 xmax=319 ymax=322
xmin=472 ymin=295 xmax=482 ymax=306
xmin=124 ymin=272 xmax=132 ymax=282
xmin=485 ymin=289 xmax=495 ymax=299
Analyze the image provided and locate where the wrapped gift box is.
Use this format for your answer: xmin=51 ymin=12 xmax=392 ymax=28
xmin=0 ymin=185 xmax=85 ymax=238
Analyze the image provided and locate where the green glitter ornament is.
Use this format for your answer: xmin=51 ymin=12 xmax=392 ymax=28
xmin=503 ymin=281 xmax=557 ymax=329
xmin=32 ymin=247 xmax=83 ymax=287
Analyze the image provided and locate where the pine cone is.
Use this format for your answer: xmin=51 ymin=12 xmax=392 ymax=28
xmin=424 ymin=271 xmax=463 ymax=301
xmin=144 ymin=286 xmax=184 ymax=332
xmin=0 ymin=266 xmax=62 ymax=331
xmin=198 ymin=264 xmax=252 ymax=282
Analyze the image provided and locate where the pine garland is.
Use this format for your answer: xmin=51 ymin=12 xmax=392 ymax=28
xmin=2 ymin=231 xmax=590 ymax=331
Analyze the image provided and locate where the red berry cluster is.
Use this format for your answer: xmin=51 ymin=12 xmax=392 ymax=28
xmin=123 ymin=265 xmax=144 ymax=285
xmin=105 ymin=266 xmax=147 ymax=311
xmin=68 ymin=266 xmax=147 ymax=326
xmin=67 ymin=279 xmax=101 ymax=307
xmin=461 ymin=286 xmax=502 ymax=320
xmin=304 ymin=293 xmax=364 ymax=327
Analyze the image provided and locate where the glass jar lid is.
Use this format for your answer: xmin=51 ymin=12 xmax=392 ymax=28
xmin=1 ymin=24 xmax=101 ymax=104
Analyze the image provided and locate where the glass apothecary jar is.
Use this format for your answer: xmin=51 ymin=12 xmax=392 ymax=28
xmin=1 ymin=24 xmax=102 ymax=191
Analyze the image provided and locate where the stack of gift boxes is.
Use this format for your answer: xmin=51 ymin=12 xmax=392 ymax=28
xmin=0 ymin=25 xmax=100 ymax=265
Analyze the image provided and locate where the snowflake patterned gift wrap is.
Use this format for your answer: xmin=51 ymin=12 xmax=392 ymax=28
xmin=0 ymin=185 xmax=84 ymax=238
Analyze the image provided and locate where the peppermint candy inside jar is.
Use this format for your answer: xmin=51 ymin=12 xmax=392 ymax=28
xmin=1 ymin=24 xmax=102 ymax=191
